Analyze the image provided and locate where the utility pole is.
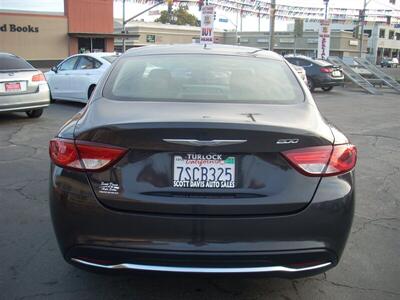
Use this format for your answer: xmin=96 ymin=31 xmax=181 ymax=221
xmin=359 ymin=0 xmax=368 ymax=57
xmin=122 ymin=0 xmax=126 ymax=52
xmin=323 ymin=0 xmax=329 ymax=20
xmin=121 ymin=0 xmax=164 ymax=52
xmin=269 ymin=0 xmax=276 ymax=51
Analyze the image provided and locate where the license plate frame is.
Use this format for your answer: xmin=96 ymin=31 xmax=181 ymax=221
xmin=1 ymin=81 xmax=27 ymax=93
xmin=332 ymin=70 xmax=342 ymax=77
xmin=5 ymin=82 xmax=21 ymax=92
xmin=172 ymin=154 xmax=237 ymax=189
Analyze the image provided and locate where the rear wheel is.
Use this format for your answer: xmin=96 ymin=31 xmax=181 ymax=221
xmin=307 ymin=78 xmax=315 ymax=92
xmin=321 ymin=86 xmax=333 ymax=92
xmin=26 ymin=108 xmax=43 ymax=118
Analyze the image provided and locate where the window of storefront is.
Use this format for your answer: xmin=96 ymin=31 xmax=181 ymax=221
xmin=78 ymin=38 xmax=105 ymax=53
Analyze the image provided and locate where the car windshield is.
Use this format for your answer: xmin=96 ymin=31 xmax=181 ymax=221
xmin=103 ymin=54 xmax=304 ymax=104
xmin=102 ymin=55 xmax=119 ymax=63
xmin=0 ymin=54 xmax=34 ymax=72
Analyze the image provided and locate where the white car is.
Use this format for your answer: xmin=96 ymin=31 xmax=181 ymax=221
xmin=290 ymin=64 xmax=308 ymax=86
xmin=45 ymin=52 xmax=119 ymax=103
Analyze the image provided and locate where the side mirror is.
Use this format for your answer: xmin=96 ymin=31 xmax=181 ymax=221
xmin=51 ymin=66 xmax=58 ymax=73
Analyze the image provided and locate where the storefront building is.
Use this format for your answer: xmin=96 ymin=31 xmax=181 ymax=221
xmin=0 ymin=0 xmax=136 ymax=67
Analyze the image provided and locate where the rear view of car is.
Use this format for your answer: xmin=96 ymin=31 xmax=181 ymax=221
xmin=285 ymin=56 xmax=344 ymax=92
xmin=0 ymin=53 xmax=49 ymax=118
xmin=49 ymin=45 xmax=356 ymax=277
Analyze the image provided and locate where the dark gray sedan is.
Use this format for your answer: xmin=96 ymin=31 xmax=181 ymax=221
xmin=0 ymin=52 xmax=49 ymax=118
xmin=49 ymin=44 xmax=357 ymax=277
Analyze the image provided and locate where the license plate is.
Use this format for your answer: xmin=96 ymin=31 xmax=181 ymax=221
xmin=173 ymin=154 xmax=236 ymax=189
xmin=332 ymin=70 xmax=341 ymax=77
xmin=5 ymin=82 xmax=21 ymax=92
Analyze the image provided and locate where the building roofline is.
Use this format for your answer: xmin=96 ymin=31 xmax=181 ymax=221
xmin=0 ymin=9 xmax=65 ymax=18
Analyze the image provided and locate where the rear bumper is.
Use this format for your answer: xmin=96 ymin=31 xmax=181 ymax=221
xmin=0 ymin=84 xmax=50 ymax=113
xmin=315 ymin=76 xmax=344 ymax=87
xmin=68 ymin=246 xmax=336 ymax=277
xmin=50 ymin=166 xmax=355 ymax=277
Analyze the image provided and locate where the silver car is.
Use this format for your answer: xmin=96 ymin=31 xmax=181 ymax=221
xmin=0 ymin=53 xmax=50 ymax=118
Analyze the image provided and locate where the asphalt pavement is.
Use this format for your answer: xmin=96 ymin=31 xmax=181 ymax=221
xmin=0 ymin=87 xmax=399 ymax=300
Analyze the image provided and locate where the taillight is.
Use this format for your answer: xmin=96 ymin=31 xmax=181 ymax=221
xmin=282 ymin=144 xmax=357 ymax=177
xmin=32 ymin=72 xmax=46 ymax=82
xmin=320 ymin=67 xmax=333 ymax=73
xmin=49 ymin=138 xmax=127 ymax=171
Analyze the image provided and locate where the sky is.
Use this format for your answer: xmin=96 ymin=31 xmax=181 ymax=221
xmin=1 ymin=0 xmax=399 ymax=31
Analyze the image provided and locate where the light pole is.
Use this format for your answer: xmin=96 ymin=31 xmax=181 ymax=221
xmin=323 ymin=0 xmax=329 ymax=20
xmin=269 ymin=0 xmax=276 ymax=51
xmin=122 ymin=0 xmax=126 ymax=52
xmin=359 ymin=0 xmax=370 ymax=58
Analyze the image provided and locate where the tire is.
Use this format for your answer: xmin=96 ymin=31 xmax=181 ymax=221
xmin=322 ymin=86 xmax=333 ymax=92
xmin=49 ymin=91 xmax=56 ymax=103
xmin=307 ymin=78 xmax=315 ymax=92
xmin=26 ymin=108 xmax=43 ymax=118
xmin=88 ymin=85 xmax=96 ymax=100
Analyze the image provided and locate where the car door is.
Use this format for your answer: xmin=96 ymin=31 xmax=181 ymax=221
xmin=69 ymin=56 xmax=103 ymax=101
xmin=49 ymin=56 xmax=79 ymax=100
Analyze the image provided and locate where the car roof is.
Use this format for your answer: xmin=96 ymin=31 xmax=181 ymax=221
xmin=78 ymin=52 xmax=117 ymax=58
xmin=124 ymin=44 xmax=283 ymax=60
xmin=285 ymin=54 xmax=312 ymax=60
xmin=0 ymin=52 xmax=18 ymax=57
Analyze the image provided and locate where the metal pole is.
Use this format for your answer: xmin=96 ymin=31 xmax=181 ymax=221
xmin=236 ymin=9 xmax=239 ymax=45
xmin=269 ymin=0 xmax=276 ymax=51
xmin=122 ymin=0 xmax=126 ymax=52
xmin=324 ymin=1 xmax=328 ymax=20
xmin=294 ymin=36 xmax=296 ymax=55
xmin=240 ymin=6 xmax=243 ymax=32
xmin=258 ymin=8 xmax=261 ymax=32
xmin=359 ymin=0 xmax=367 ymax=57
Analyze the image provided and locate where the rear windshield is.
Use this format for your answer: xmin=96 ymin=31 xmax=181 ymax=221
xmin=102 ymin=55 xmax=119 ymax=63
xmin=314 ymin=59 xmax=332 ymax=67
xmin=0 ymin=54 xmax=34 ymax=71
xmin=103 ymin=54 xmax=304 ymax=104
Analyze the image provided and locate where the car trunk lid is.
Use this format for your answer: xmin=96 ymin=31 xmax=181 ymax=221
xmin=73 ymin=99 xmax=333 ymax=216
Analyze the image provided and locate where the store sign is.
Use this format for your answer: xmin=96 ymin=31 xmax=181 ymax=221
xmin=317 ymin=20 xmax=330 ymax=60
xmin=146 ymin=34 xmax=156 ymax=43
xmin=307 ymin=38 xmax=318 ymax=44
xmin=0 ymin=24 xmax=39 ymax=33
xmin=349 ymin=40 xmax=359 ymax=46
xmin=279 ymin=37 xmax=295 ymax=43
xmin=200 ymin=5 xmax=214 ymax=45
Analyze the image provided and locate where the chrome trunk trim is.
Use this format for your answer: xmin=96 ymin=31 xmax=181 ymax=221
xmin=162 ymin=139 xmax=247 ymax=147
xmin=71 ymin=258 xmax=331 ymax=273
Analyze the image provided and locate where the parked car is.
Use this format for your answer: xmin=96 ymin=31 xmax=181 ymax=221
xmin=45 ymin=52 xmax=119 ymax=103
xmin=285 ymin=55 xmax=344 ymax=92
xmin=0 ymin=52 xmax=49 ymax=118
xmin=380 ymin=57 xmax=398 ymax=68
xmin=290 ymin=64 xmax=308 ymax=86
xmin=49 ymin=45 xmax=356 ymax=277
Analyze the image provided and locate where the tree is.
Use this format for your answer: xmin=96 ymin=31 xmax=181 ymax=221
xmin=155 ymin=7 xmax=199 ymax=27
